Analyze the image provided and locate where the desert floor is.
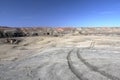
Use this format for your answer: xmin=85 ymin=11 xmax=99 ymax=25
xmin=0 ymin=35 xmax=120 ymax=80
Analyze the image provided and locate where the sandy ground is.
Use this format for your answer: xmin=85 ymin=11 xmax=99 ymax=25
xmin=0 ymin=35 xmax=120 ymax=80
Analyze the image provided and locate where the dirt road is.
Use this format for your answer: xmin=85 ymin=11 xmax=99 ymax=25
xmin=1 ymin=46 xmax=120 ymax=80
xmin=1 ymin=36 xmax=120 ymax=80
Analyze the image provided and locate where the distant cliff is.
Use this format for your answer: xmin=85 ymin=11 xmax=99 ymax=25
xmin=1 ymin=26 xmax=120 ymax=38
xmin=0 ymin=26 xmax=75 ymax=38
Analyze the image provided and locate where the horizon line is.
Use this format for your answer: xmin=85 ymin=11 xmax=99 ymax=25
xmin=1 ymin=25 xmax=120 ymax=28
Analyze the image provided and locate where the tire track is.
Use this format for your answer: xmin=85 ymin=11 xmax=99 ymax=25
xmin=77 ymin=48 xmax=120 ymax=80
xmin=67 ymin=49 xmax=88 ymax=80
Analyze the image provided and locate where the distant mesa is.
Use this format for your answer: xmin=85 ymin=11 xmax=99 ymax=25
xmin=0 ymin=26 xmax=120 ymax=38
xmin=0 ymin=26 xmax=76 ymax=38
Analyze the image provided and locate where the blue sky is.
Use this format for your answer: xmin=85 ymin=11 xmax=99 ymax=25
xmin=0 ymin=0 xmax=120 ymax=27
